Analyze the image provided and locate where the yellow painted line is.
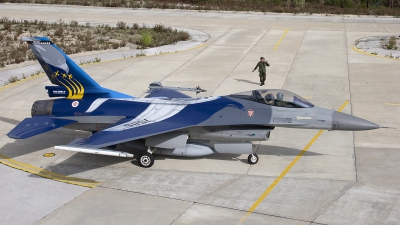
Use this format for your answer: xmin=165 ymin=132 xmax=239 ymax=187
xmin=351 ymin=46 xmax=400 ymax=61
xmin=0 ymin=73 xmax=45 ymax=92
xmin=0 ymin=153 xmax=100 ymax=188
xmin=385 ymin=103 xmax=400 ymax=106
xmin=273 ymin=28 xmax=290 ymax=51
xmin=237 ymin=100 xmax=349 ymax=225
xmin=338 ymin=100 xmax=349 ymax=111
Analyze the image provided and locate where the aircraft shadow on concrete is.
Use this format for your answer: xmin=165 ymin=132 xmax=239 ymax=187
xmin=257 ymin=144 xmax=322 ymax=157
xmin=234 ymin=78 xmax=260 ymax=85
xmin=0 ymin=116 xmax=20 ymax=126
xmin=45 ymin=144 xmax=323 ymax=177
xmin=0 ymin=116 xmax=132 ymax=178
xmin=1 ymin=138 xmax=322 ymax=177
xmin=0 ymin=116 xmax=321 ymax=176
xmin=0 ymin=128 xmax=87 ymax=158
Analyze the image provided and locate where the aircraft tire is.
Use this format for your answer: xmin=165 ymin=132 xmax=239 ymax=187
xmin=138 ymin=152 xmax=154 ymax=168
xmin=248 ymin=153 xmax=259 ymax=165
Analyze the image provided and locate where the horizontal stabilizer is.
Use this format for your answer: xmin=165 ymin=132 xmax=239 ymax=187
xmin=55 ymin=145 xmax=133 ymax=158
xmin=8 ymin=117 xmax=76 ymax=139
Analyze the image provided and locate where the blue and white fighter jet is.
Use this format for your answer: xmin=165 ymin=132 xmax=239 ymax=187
xmin=8 ymin=37 xmax=381 ymax=168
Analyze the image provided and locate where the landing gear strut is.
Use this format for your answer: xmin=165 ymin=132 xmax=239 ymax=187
xmin=247 ymin=153 xmax=259 ymax=165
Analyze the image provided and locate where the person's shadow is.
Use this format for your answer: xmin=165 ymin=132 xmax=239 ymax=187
xmin=234 ymin=78 xmax=259 ymax=85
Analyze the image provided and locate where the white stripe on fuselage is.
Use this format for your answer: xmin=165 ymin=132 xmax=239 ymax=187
xmin=85 ymin=97 xmax=219 ymax=113
xmin=85 ymin=97 xmax=220 ymax=132
xmin=86 ymin=98 xmax=109 ymax=113
xmin=105 ymin=103 xmax=186 ymax=131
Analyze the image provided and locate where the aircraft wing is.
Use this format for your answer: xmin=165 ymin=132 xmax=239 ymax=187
xmin=71 ymin=116 xmax=194 ymax=149
xmin=8 ymin=116 xmax=76 ymax=139
xmin=145 ymin=89 xmax=191 ymax=98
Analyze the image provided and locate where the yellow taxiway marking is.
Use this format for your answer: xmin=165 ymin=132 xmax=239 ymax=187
xmin=0 ymin=73 xmax=46 ymax=92
xmin=351 ymin=46 xmax=400 ymax=61
xmin=273 ymin=27 xmax=291 ymax=51
xmin=0 ymin=153 xmax=100 ymax=188
xmin=237 ymin=100 xmax=349 ymax=225
xmin=385 ymin=103 xmax=400 ymax=106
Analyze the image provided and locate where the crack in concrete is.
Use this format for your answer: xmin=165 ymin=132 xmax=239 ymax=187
xmin=344 ymin=21 xmax=358 ymax=183
xmin=101 ymin=185 xmax=313 ymax=224
xmin=169 ymin=202 xmax=195 ymax=225
xmin=311 ymin=181 xmax=356 ymax=224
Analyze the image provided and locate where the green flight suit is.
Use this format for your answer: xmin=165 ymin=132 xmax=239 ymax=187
xmin=254 ymin=61 xmax=270 ymax=83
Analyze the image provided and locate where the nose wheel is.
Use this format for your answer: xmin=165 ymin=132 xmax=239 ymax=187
xmin=137 ymin=152 xmax=154 ymax=168
xmin=248 ymin=153 xmax=259 ymax=165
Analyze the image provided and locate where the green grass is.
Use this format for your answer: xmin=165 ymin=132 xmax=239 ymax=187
xmin=141 ymin=30 xmax=153 ymax=47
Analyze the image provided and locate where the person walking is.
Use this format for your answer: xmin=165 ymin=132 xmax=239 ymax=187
xmin=252 ymin=57 xmax=270 ymax=86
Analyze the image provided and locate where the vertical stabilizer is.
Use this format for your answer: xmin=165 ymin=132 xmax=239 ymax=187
xmin=21 ymin=37 xmax=131 ymax=99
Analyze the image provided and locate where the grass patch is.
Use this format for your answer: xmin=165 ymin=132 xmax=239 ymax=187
xmin=79 ymin=57 xmax=102 ymax=65
xmin=0 ymin=17 xmax=190 ymax=68
xmin=141 ymin=30 xmax=153 ymax=47
xmin=7 ymin=75 xmax=19 ymax=84
xmin=1 ymin=69 xmax=44 ymax=87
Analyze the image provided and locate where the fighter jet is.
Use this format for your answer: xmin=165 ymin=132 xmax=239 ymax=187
xmin=8 ymin=37 xmax=381 ymax=168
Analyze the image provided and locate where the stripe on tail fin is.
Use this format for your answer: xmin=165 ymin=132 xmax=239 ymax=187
xmin=22 ymin=37 xmax=132 ymax=99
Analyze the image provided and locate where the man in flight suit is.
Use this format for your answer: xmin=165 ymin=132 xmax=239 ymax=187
xmin=252 ymin=57 xmax=270 ymax=86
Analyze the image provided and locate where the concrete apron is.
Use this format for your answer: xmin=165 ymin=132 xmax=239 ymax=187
xmin=0 ymin=4 xmax=399 ymax=225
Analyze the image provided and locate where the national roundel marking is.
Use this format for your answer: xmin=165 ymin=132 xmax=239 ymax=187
xmin=72 ymin=101 xmax=79 ymax=107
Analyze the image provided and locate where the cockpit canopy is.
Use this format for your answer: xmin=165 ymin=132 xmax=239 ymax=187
xmin=229 ymin=89 xmax=314 ymax=108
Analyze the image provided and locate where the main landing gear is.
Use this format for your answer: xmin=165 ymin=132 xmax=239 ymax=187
xmin=247 ymin=153 xmax=259 ymax=165
xmin=136 ymin=148 xmax=259 ymax=167
xmin=137 ymin=148 xmax=156 ymax=168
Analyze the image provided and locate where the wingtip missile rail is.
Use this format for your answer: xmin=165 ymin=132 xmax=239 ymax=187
xmin=149 ymin=82 xmax=207 ymax=94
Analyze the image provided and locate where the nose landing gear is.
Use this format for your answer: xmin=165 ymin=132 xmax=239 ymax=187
xmin=248 ymin=153 xmax=259 ymax=164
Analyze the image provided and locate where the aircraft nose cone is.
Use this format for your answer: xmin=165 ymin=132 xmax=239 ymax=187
xmin=332 ymin=112 xmax=379 ymax=131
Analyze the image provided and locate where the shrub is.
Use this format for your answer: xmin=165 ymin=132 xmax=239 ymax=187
xmin=154 ymin=23 xmax=167 ymax=33
xmin=8 ymin=76 xmax=19 ymax=83
xmin=70 ymin=20 xmax=79 ymax=27
xmin=141 ymin=30 xmax=153 ymax=47
xmin=54 ymin=27 xmax=64 ymax=36
xmin=387 ymin=36 xmax=397 ymax=50
xmin=3 ymin=20 xmax=12 ymax=31
xmin=117 ymin=21 xmax=126 ymax=29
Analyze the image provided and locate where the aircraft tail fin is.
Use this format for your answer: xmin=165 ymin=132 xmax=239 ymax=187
xmin=21 ymin=37 xmax=131 ymax=99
